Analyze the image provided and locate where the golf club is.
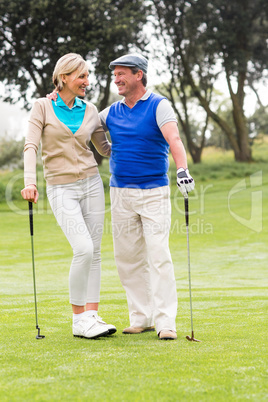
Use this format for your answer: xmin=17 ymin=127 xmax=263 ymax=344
xmin=28 ymin=202 xmax=45 ymax=340
xmin=184 ymin=195 xmax=201 ymax=342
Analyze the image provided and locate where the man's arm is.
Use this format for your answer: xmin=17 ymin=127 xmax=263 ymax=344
xmin=160 ymin=121 xmax=187 ymax=169
xmin=161 ymin=121 xmax=194 ymax=196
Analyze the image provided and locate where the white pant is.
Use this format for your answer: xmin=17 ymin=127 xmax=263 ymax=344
xmin=110 ymin=186 xmax=177 ymax=334
xmin=46 ymin=175 xmax=105 ymax=306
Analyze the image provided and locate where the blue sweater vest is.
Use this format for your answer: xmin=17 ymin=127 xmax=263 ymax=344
xmin=106 ymin=93 xmax=170 ymax=189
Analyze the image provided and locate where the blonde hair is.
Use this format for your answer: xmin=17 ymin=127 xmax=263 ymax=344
xmin=52 ymin=53 xmax=88 ymax=91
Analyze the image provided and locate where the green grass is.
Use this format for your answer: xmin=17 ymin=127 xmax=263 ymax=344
xmin=1 ymin=143 xmax=268 ymax=401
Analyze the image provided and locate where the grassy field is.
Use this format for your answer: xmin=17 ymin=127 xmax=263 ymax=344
xmin=0 ymin=142 xmax=267 ymax=401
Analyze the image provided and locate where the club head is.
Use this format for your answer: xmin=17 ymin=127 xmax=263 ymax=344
xmin=186 ymin=332 xmax=201 ymax=342
xmin=36 ymin=334 xmax=45 ymax=339
xmin=36 ymin=326 xmax=45 ymax=339
xmin=186 ymin=335 xmax=201 ymax=342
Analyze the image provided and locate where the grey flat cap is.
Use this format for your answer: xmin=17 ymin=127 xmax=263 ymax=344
xmin=109 ymin=54 xmax=148 ymax=73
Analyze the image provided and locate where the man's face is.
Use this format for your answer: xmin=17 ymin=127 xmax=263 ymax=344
xmin=113 ymin=66 xmax=140 ymax=97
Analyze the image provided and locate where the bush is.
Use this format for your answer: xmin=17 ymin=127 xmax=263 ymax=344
xmin=0 ymin=181 xmax=5 ymax=201
xmin=0 ymin=137 xmax=24 ymax=169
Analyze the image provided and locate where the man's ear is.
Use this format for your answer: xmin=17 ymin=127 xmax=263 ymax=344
xmin=136 ymin=70 xmax=143 ymax=82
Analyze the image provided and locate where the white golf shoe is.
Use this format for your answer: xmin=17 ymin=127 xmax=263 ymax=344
xmin=93 ymin=314 xmax=117 ymax=335
xmin=73 ymin=316 xmax=109 ymax=339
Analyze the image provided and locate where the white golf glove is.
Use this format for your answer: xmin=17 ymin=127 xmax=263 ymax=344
xmin=177 ymin=167 xmax=195 ymax=197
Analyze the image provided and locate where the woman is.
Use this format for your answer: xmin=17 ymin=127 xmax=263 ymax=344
xmin=21 ymin=53 xmax=116 ymax=339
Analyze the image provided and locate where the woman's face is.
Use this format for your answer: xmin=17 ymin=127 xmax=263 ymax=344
xmin=61 ymin=70 xmax=89 ymax=97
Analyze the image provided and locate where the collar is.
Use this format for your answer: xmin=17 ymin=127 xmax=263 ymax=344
xmin=54 ymin=94 xmax=84 ymax=109
xmin=121 ymin=89 xmax=151 ymax=106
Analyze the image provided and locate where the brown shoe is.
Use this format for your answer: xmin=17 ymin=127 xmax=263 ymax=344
xmin=122 ymin=326 xmax=155 ymax=334
xmin=158 ymin=330 xmax=177 ymax=340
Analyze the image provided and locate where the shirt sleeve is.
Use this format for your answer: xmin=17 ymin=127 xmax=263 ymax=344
xmin=98 ymin=106 xmax=111 ymax=132
xmin=23 ymin=100 xmax=44 ymax=186
xmin=24 ymin=148 xmax=37 ymax=187
xmin=156 ymin=99 xmax=178 ymax=129
xmin=91 ymin=105 xmax=111 ymax=157
xmin=24 ymin=100 xmax=44 ymax=153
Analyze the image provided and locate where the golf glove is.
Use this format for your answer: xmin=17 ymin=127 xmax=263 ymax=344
xmin=177 ymin=168 xmax=195 ymax=197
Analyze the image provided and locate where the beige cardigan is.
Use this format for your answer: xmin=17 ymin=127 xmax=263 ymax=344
xmin=24 ymin=98 xmax=111 ymax=186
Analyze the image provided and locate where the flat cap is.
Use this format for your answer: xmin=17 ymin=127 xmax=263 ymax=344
xmin=109 ymin=54 xmax=148 ymax=73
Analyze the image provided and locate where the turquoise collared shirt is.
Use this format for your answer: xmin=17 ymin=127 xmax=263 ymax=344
xmin=52 ymin=94 xmax=86 ymax=134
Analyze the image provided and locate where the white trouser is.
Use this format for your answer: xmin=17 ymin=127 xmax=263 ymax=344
xmin=110 ymin=186 xmax=177 ymax=334
xmin=46 ymin=174 xmax=105 ymax=306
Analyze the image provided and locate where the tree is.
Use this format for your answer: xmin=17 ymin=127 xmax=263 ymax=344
xmin=151 ymin=4 xmax=213 ymax=163
xmin=205 ymin=98 xmax=234 ymax=149
xmin=151 ymin=0 xmax=268 ymax=162
xmin=0 ymin=0 xmax=150 ymax=164
xmin=248 ymin=105 xmax=268 ymax=139
xmin=155 ymin=80 xmax=209 ymax=163
xmin=0 ymin=0 xmax=150 ymax=109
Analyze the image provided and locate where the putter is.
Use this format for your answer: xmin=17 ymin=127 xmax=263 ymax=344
xmin=184 ymin=195 xmax=201 ymax=342
xmin=28 ymin=202 xmax=45 ymax=340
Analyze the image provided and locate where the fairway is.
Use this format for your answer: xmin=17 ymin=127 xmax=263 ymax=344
xmin=0 ymin=148 xmax=267 ymax=401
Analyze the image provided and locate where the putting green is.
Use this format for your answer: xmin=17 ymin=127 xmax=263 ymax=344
xmin=0 ymin=146 xmax=267 ymax=401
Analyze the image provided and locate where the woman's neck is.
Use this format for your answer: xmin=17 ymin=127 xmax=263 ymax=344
xmin=58 ymin=91 xmax=76 ymax=109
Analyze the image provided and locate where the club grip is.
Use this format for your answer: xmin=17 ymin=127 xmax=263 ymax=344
xmin=29 ymin=202 xmax=34 ymax=236
xmin=184 ymin=197 xmax=189 ymax=227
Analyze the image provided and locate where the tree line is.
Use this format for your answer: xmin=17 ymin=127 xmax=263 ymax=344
xmin=0 ymin=0 xmax=267 ymax=165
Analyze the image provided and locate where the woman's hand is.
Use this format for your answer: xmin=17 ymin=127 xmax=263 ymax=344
xmin=21 ymin=184 xmax=39 ymax=204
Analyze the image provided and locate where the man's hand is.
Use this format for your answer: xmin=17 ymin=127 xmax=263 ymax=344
xmin=177 ymin=168 xmax=195 ymax=197
xmin=46 ymin=90 xmax=58 ymax=101
xmin=21 ymin=184 xmax=39 ymax=204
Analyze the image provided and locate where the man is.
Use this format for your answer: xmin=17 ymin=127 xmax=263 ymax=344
xmin=99 ymin=54 xmax=195 ymax=340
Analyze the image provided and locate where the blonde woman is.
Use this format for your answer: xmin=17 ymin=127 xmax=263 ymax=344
xmin=21 ymin=53 xmax=116 ymax=339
